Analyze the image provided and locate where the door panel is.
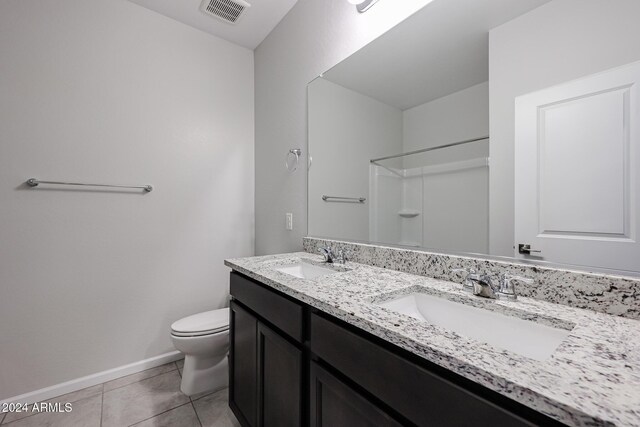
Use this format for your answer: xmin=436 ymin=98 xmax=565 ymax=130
xmin=515 ymin=60 xmax=640 ymax=272
xmin=229 ymin=301 xmax=258 ymax=427
xmin=257 ymin=322 xmax=302 ymax=427
xmin=310 ymin=362 xmax=402 ymax=427
xmin=540 ymin=88 xmax=627 ymax=235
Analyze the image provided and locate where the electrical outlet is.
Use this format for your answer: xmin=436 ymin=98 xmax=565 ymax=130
xmin=286 ymin=213 xmax=293 ymax=230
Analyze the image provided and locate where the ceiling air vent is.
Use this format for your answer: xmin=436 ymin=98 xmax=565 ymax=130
xmin=199 ymin=0 xmax=251 ymax=24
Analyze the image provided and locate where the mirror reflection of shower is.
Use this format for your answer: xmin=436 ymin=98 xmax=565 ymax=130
xmin=369 ymin=137 xmax=490 ymax=253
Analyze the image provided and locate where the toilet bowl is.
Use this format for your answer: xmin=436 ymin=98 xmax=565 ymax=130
xmin=170 ymin=308 xmax=229 ymax=396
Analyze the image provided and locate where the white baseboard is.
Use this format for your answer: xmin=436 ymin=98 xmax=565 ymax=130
xmin=0 ymin=351 xmax=184 ymax=405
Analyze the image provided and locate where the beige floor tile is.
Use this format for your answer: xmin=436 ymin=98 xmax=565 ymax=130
xmin=192 ymin=388 xmax=240 ymax=427
xmin=2 ymin=384 xmax=103 ymax=424
xmin=175 ymin=359 xmax=184 ymax=376
xmin=188 ymin=389 xmax=214 ymax=402
xmin=131 ymin=403 xmax=200 ymax=427
xmin=2 ymin=395 xmax=101 ymax=427
xmin=0 ymin=412 xmax=5 ymax=424
xmin=101 ymin=370 xmax=189 ymax=427
xmin=103 ymin=362 xmax=177 ymax=392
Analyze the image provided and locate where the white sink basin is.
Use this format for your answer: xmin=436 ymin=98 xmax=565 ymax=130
xmin=275 ymin=262 xmax=339 ymax=280
xmin=378 ymin=293 xmax=571 ymax=361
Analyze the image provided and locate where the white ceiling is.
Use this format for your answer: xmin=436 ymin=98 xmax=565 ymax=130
xmin=129 ymin=0 xmax=298 ymax=50
xmin=323 ymin=0 xmax=552 ymax=110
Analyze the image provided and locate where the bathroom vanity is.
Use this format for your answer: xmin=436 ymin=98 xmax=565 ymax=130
xmin=227 ymin=1 xmax=640 ymax=425
xmin=225 ymin=252 xmax=640 ymax=427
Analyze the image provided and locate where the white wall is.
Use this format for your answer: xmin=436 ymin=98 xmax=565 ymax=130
xmin=370 ymin=168 xmax=403 ymax=245
xmin=489 ymin=0 xmax=640 ymax=256
xmin=402 ymin=83 xmax=489 ymax=253
xmin=254 ymin=0 xmax=436 ymax=255
xmin=308 ymin=78 xmax=402 ymax=241
xmin=403 ymin=82 xmax=489 ymax=153
xmin=421 ymin=166 xmax=489 ymax=253
xmin=0 ymin=0 xmax=254 ymax=399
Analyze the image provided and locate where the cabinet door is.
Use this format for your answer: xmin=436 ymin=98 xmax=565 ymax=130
xmin=310 ymin=362 xmax=402 ymax=427
xmin=257 ymin=322 xmax=302 ymax=427
xmin=229 ymin=301 xmax=258 ymax=427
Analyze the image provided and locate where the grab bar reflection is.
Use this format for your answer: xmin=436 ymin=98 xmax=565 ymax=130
xmin=322 ymin=195 xmax=366 ymax=203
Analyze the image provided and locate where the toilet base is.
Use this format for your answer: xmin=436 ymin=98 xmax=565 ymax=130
xmin=180 ymin=354 xmax=228 ymax=396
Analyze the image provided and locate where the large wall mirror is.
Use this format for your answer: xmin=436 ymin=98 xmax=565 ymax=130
xmin=308 ymin=0 xmax=640 ymax=274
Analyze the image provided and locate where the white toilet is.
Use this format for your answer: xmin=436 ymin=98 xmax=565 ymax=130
xmin=170 ymin=308 xmax=230 ymax=396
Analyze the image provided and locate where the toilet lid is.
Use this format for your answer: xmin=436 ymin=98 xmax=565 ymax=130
xmin=171 ymin=308 xmax=229 ymax=337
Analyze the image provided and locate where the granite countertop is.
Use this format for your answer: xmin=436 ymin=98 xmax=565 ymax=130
xmin=225 ymin=252 xmax=640 ymax=427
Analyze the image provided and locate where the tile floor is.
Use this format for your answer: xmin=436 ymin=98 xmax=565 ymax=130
xmin=1 ymin=360 xmax=240 ymax=427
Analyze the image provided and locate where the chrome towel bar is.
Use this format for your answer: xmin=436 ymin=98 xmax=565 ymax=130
xmin=322 ymin=195 xmax=366 ymax=203
xmin=26 ymin=178 xmax=153 ymax=192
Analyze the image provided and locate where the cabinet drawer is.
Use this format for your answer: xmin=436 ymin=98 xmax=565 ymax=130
xmin=230 ymin=272 xmax=304 ymax=342
xmin=310 ymin=313 xmax=535 ymax=427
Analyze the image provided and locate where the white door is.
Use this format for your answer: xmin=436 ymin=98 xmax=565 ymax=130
xmin=515 ymin=61 xmax=640 ymax=272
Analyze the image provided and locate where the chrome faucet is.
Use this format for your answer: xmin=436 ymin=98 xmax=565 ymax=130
xmin=333 ymin=249 xmax=348 ymax=264
xmin=451 ymin=268 xmax=533 ymax=300
xmin=452 ymin=268 xmax=481 ymax=293
xmin=495 ymin=274 xmax=534 ymax=301
xmin=318 ymin=247 xmax=334 ymax=263
xmin=318 ymin=247 xmax=348 ymax=264
xmin=469 ymin=273 xmax=500 ymax=299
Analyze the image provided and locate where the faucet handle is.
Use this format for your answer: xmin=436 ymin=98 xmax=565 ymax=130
xmin=318 ymin=247 xmax=333 ymax=262
xmin=334 ymin=249 xmax=350 ymax=264
xmin=452 ymin=268 xmax=483 ymax=280
xmin=497 ymin=274 xmax=533 ymax=301
xmin=451 ymin=268 xmax=478 ymax=292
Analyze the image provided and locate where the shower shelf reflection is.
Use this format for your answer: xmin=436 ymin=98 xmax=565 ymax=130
xmin=369 ymin=137 xmax=490 ymax=254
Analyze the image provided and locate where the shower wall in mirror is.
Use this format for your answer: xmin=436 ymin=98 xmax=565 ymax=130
xmin=308 ymin=0 xmax=640 ymax=274
xmin=369 ymin=137 xmax=489 ymax=253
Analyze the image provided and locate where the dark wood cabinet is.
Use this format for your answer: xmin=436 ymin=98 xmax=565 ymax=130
xmin=311 ymin=313 xmax=537 ymax=427
xmin=230 ymin=272 xmax=303 ymax=342
xmin=310 ymin=362 xmax=402 ymax=427
xmin=229 ymin=274 xmax=303 ymax=427
xmin=229 ymin=301 xmax=258 ymax=427
xmin=229 ymin=271 xmax=563 ymax=427
xmin=257 ymin=323 xmax=302 ymax=427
